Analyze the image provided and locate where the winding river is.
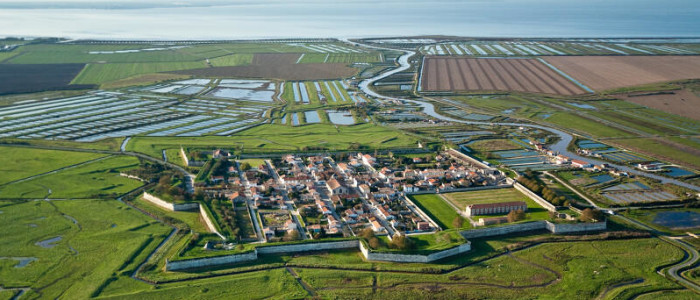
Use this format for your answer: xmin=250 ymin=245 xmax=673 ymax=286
xmin=353 ymin=40 xmax=700 ymax=192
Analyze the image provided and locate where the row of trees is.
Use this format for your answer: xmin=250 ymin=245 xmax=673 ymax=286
xmin=517 ymin=175 xmax=568 ymax=207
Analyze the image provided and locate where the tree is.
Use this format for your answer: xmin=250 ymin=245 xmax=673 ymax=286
xmin=389 ymin=234 xmax=415 ymax=250
xmin=507 ymin=209 xmax=526 ymax=223
xmin=360 ymin=227 xmax=375 ymax=239
xmin=283 ymin=230 xmax=301 ymax=242
xmin=368 ymin=237 xmax=381 ymax=249
xmin=579 ymin=208 xmax=604 ymax=222
xmin=240 ymin=162 xmax=252 ymax=171
xmin=452 ymin=216 xmax=464 ymax=228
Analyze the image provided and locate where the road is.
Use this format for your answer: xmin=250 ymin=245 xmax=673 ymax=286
xmin=351 ymin=41 xmax=700 ymax=192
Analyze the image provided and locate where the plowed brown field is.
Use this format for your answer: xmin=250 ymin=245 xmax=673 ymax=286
xmin=544 ymin=56 xmax=700 ymax=91
xmin=421 ymin=57 xmax=585 ymax=95
xmin=616 ymin=89 xmax=700 ymax=121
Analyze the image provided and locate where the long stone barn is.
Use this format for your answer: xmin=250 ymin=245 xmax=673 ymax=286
xmin=466 ymin=201 xmax=527 ymax=216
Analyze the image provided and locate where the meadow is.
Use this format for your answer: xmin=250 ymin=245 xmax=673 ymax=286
xmin=0 ymin=199 xmax=171 ymax=299
xmin=127 ymin=123 xmax=418 ymax=159
xmin=0 ymin=155 xmax=144 ymax=199
xmin=0 ymin=146 xmax=106 ymax=185
xmin=132 ymin=197 xmax=208 ymax=233
xmin=71 ymin=61 xmax=208 ymax=85
xmin=442 ymin=188 xmax=531 ymax=210
xmin=113 ymin=236 xmax=684 ymax=299
xmin=408 ymin=194 xmax=467 ymax=229
xmin=608 ymin=137 xmax=700 ymax=170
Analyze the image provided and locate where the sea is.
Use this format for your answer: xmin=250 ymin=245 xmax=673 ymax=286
xmin=0 ymin=0 xmax=698 ymax=40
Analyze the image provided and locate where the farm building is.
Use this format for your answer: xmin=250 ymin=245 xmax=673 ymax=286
xmin=466 ymin=201 xmax=527 ymax=216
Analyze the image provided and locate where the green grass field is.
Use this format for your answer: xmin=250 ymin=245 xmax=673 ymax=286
xmin=0 ymin=155 xmax=144 ymax=199
xmin=0 ymin=137 xmax=122 ymax=151
xmin=208 ymin=53 xmax=253 ymax=67
xmin=132 ymin=197 xmax=208 ymax=233
xmin=119 ymin=237 xmax=684 ymax=299
xmin=0 ymin=146 xmax=106 ymax=185
xmin=546 ymin=112 xmax=633 ymax=138
xmin=102 ymin=269 xmax=306 ymax=299
xmin=442 ymin=189 xmax=551 ymax=224
xmin=442 ymin=188 xmax=531 ymax=210
xmin=71 ymin=61 xmax=208 ymax=85
xmin=0 ymin=199 xmax=170 ymax=299
xmin=127 ymin=123 xmax=418 ymax=159
xmin=467 ymin=139 xmax=522 ymax=152
xmin=408 ymin=194 xmax=467 ymax=229
xmin=0 ymin=51 xmax=19 ymax=62
xmin=608 ymin=137 xmax=700 ymax=169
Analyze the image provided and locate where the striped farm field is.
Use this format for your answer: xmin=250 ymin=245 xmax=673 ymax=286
xmin=442 ymin=188 xmax=530 ymax=210
xmin=421 ymin=57 xmax=585 ymax=95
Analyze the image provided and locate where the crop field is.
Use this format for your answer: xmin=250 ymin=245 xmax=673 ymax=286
xmin=607 ymin=138 xmax=700 ymax=169
xmin=466 ymin=139 xmax=522 ymax=151
xmin=543 ymin=56 xmax=700 ymax=91
xmin=0 ymin=199 xmax=171 ymax=299
xmin=4 ymin=43 xmax=317 ymax=65
xmin=208 ymin=53 xmax=254 ymax=67
xmin=421 ymin=41 xmax=697 ymax=56
xmin=0 ymin=146 xmax=106 ymax=185
xmin=127 ymin=123 xmax=418 ymax=159
xmin=442 ymin=188 xmax=530 ymax=210
xmin=0 ymin=64 xmax=93 ymax=94
xmin=0 ymin=155 xmax=143 ymax=199
xmin=615 ymin=89 xmax=700 ymax=121
xmin=545 ymin=112 xmax=633 ymax=138
xmin=421 ymin=57 xmax=586 ymax=95
xmin=2 ymin=42 xmax=367 ymax=87
xmin=171 ymin=53 xmax=358 ymax=80
xmin=71 ymin=61 xmax=208 ymax=85
xmin=408 ymin=194 xmax=466 ymax=229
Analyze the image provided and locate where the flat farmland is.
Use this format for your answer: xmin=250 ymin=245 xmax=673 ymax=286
xmin=615 ymin=89 xmax=700 ymax=121
xmin=421 ymin=57 xmax=585 ymax=95
xmin=172 ymin=53 xmax=357 ymax=80
xmin=0 ymin=64 xmax=93 ymax=94
xmin=543 ymin=56 xmax=700 ymax=91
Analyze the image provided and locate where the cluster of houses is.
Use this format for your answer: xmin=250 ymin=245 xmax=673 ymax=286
xmin=199 ymin=149 xmax=507 ymax=241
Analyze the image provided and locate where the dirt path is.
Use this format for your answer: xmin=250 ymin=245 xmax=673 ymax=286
xmin=286 ymin=266 xmax=317 ymax=297
xmin=315 ymin=252 xmax=562 ymax=293
xmin=0 ymin=155 xmax=112 ymax=188
xmin=596 ymin=278 xmax=645 ymax=299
